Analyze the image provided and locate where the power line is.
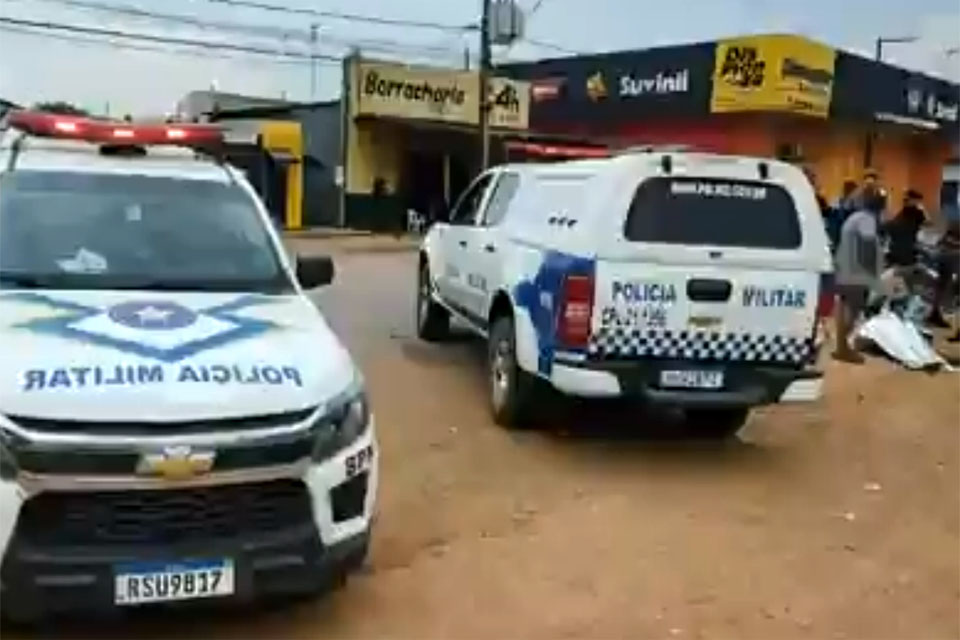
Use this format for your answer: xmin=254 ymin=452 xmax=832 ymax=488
xmin=17 ymin=0 xmax=309 ymax=42
xmin=524 ymin=37 xmax=578 ymax=54
xmin=17 ymin=0 xmax=467 ymax=61
xmin=0 ymin=23 xmax=317 ymax=66
xmin=207 ymin=0 xmax=476 ymax=32
xmin=0 ymin=16 xmax=343 ymax=61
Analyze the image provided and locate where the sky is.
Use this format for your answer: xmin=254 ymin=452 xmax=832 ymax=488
xmin=0 ymin=0 xmax=958 ymax=115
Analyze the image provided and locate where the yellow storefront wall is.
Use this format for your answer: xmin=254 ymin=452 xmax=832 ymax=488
xmin=345 ymin=119 xmax=403 ymax=196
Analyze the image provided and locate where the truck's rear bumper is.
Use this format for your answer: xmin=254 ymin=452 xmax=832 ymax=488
xmin=550 ymin=359 xmax=822 ymax=407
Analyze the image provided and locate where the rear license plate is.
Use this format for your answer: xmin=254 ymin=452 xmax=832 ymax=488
xmin=114 ymin=558 xmax=234 ymax=606
xmin=659 ymin=369 xmax=724 ymax=390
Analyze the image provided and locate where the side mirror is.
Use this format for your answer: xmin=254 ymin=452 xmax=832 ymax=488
xmin=296 ymin=255 xmax=335 ymax=289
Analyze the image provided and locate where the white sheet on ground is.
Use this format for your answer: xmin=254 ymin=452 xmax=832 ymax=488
xmin=857 ymin=309 xmax=951 ymax=371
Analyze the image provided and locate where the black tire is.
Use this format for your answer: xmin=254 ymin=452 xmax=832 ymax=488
xmin=683 ymin=407 xmax=750 ymax=439
xmin=416 ymin=260 xmax=449 ymax=341
xmin=488 ymin=315 xmax=537 ymax=429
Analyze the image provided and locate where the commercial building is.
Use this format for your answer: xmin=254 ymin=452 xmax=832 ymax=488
xmin=173 ymin=36 xmax=957 ymax=231
xmin=176 ymin=91 xmax=341 ymax=229
xmin=501 ymin=34 xmax=959 ymax=215
xmin=342 ymin=57 xmax=537 ymax=230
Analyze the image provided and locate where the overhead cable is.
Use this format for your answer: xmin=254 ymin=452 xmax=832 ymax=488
xmin=0 ymin=16 xmax=342 ymax=61
xmin=207 ymin=0 xmax=476 ymax=32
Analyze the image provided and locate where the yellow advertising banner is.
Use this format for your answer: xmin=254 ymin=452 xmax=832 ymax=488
xmin=352 ymin=60 xmax=529 ymax=129
xmin=353 ymin=60 xmax=480 ymax=125
xmin=489 ymin=77 xmax=531 ymax=130
xmin=710 ymin=35 xmax=836 ymax=118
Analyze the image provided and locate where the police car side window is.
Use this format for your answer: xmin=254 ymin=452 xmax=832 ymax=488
xmin=449 ymin=175 xmax=492 ymax=226
xmin=481 ymin=173 xmax=520 ymax=227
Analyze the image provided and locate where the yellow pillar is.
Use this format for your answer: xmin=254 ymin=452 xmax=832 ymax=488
xmin=286 ymin=160 xmax=303 ymax=229
xmin=259 ymin=120 xmax=304 ymax=230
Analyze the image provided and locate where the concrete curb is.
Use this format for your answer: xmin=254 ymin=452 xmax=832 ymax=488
xmin=285 ymin=232 xmax=421 ymax=254
xmin=284 ymin=228 xmax=373 ymax=239
xmin=339 ymin=243 xmax=419 ymax=254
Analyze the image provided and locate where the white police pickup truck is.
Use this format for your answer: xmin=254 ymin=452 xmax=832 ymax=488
xmin=418 ymin=150 xmax=833 ymax=434
xmin=0 ymin=111 xmax=376 ymax=622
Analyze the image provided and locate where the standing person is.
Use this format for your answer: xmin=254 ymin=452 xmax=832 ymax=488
xmin=805 ymin=168 xmax=839 ymax=252
xmin=826 ymin=179 xmax=859 ymax=254
xmin=833 ymin=186 xmax=887 ymax=363
xmin=884 ymin=189 xmax=927 ymax=268
xmin=928 ymin=206 xmax=960 ymax=334
xmin=371 ymin=176 xmax=400 ymax=237
xmin=835 ymin=179 xmax=858 ymax=218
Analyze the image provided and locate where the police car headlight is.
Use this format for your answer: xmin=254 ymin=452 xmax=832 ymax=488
xmin=311 ymin=382 xmax=370 ymax=462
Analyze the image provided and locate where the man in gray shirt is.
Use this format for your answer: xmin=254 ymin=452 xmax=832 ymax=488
xmin=833 ymin=186 xmax=886 ymax=363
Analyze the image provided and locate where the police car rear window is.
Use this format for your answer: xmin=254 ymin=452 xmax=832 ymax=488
xmin=624 ymin=177 xmax=802 ymax=249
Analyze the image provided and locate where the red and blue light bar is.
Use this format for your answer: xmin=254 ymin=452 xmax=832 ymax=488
xmin=5 ymin=110 xmax=223 ymax=146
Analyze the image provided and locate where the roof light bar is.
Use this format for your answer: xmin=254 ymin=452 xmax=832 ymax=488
xmin=54 ymin=120 xmax=80 ymax=134
xmin=6 ymin=110 xmax=223 ymax=147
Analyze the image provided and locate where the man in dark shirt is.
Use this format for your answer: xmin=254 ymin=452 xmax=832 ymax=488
xmin=884 ymin=189 xmax=927 ymax=267
xmin=929 ymin=205 xmax=960 ymax=336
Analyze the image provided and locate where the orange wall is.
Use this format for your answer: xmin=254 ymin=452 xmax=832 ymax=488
xmin=615 ymin=115 xmax=951 ymax=219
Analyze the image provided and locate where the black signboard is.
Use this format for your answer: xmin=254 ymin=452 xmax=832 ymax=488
xmin=831 ymin=51 xmax=959 ymax=133
xmin=499 ymin=42 xmax=715 ymax=130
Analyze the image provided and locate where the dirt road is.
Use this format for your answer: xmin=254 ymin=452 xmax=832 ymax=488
xmin=19 ymin=240 xmax=960 ymax=639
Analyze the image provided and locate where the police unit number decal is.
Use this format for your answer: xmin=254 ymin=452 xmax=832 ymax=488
xmin=346 ymin=445 xmax=374 ymax=478
xmin=601 ymin=280 xmax=676 ymax=329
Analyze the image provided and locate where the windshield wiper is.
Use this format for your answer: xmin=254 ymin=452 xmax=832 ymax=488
xmin=0 ymin=272 xmax=293 ymax=294
xmin=114 ymin=278 xmax=294 ymax=294
xmin=0 ymin=273 xmax=58 ymax=289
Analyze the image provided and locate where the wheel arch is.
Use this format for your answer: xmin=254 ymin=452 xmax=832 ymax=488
xmin=488 ymin=288 xmax=538 ymax=375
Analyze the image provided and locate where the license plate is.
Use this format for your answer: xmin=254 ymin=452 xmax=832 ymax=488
xmin=659 ymin=369 xmax=724 ymax=390
xmin=114 ymin=559 xmax=234 ymax=606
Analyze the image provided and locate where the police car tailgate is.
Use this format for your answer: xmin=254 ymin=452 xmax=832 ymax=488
xmin=587 ymin=173 xmax=820 ymax=375
xmin=590 ymin=259 xmax=818 ymax=368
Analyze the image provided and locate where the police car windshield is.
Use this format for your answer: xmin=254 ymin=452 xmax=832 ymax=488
xmin=0 ymin=171 xmax=292 ymax=292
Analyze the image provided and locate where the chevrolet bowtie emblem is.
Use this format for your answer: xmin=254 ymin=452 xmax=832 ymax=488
xmin=137 ymin=445 xmax=216 ymax=480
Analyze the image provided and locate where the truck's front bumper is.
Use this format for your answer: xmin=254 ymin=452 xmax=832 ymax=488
xmin=550 ymin=359 xmax=823 ymax=407
xmin=0 ymin=424 xmax=377 ymax=622
xmin=1 ymin=525 xmax=369 ymax=621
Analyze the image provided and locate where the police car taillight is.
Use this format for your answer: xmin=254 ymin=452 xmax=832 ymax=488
xmin=6 ymin=110 xmax=223 ymax=147
xmin=558 ymin=274 xmax=595 ymax=349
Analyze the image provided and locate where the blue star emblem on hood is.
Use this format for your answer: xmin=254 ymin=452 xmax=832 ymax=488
xmin=6 ymin=293 xmax=280 ymax=363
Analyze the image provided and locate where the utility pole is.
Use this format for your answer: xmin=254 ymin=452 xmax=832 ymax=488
xmin=865 ymin=35 xmax=919 ymax=169
xmin=309 ymin=23 xmax=319 ymax=100
xmin=478 ymin=0 xmax=492 ymax=171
